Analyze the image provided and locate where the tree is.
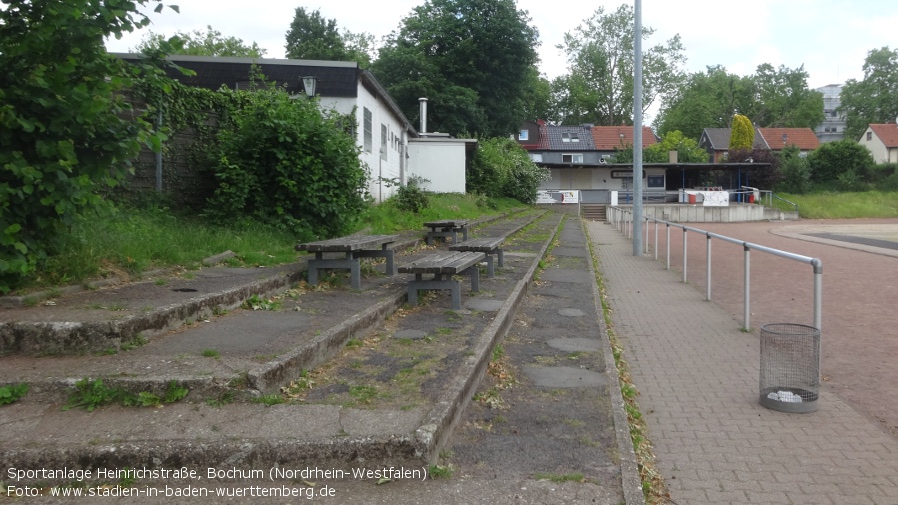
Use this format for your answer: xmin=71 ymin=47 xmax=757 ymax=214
xmin=729 ymin=114 xmax=754 ymax=150
xmin=555 ymin=4 xmax=686 ymax=126
xmin=777 ymin=145 xmax=811 ymax=193
xmin=646 ymin=130 xmax=709 ymax=163
xmin=752 ymin=63 xmax=823 ymax=129
xmin=656 ymin=66 xmax=755 ymax=139
xmin=284 ymin=7 xmax=375 ymax=66
xmin=807 ymin=139 xmax=875 ymax=188
xmin=0 ymin=0 xmax=173 ymax=293
xmin=134 ymin=25 xmax=266 ymax=57
xmin=372 ymin=0 xmax=539 ymax=137
xmin=839 ymin=47 xmax=898 ymax=140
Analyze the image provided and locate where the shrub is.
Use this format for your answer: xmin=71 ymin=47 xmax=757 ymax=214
xmin=204 ymin=85 xmax=367 ymax=238
xmin=807 ymin=139 xmax=874 ymax=185
xmin=468 ymin=137 xmax=549 ymax=204
xmin=394 ymin=176 xmax=430 ymax=213
xmin=0 ymin=1 xmax=172 ymax=293
xmin=777 ymin=145 xmax=811 ymax=193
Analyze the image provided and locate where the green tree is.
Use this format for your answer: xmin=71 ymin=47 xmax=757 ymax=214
xmin=372 ymin=0 xmax=539 ymax=137
xmin=729 ymin=114 xmax=754 ymax=150
xmin=839 ymin=47 xmax=898 ymax=140
xmin=555 ymin=4 xmax=686 ymax=126
xmin=777 ymin=145 xmax=811 ymax=193
xmin=646 ymin=130 xmax=709 ymax=163
xmin=284 ymin=7 xmax=374 ymax=66
xmin=0 ymin=0 xmax=173 ymax=293
xmin=807 ymin=139 xmax=875 ymax=188
xmin=133 ymin=25 xmax=266 ymax=57
xmin=752 ymin=63 xmax=824 ymax=129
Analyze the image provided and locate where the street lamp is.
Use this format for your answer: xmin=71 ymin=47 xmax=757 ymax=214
xmin=302 ymin=76 xmax=317 ymax=98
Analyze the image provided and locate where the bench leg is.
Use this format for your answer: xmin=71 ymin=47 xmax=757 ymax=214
xmin=497 ymin=249 xmax=504 ymax=268
xmin=308 ymin=265 xmax=319 ymax=286
xmin=406 ymin=276 xmax=462 ymax=310
xmin=350 ymin=261 xmax=361 ymax=290
xmin=484 ymin=255 xmax=494 ymax=277
xmin=384 ymin=249 xmax=395 ymax=276
xmin=467 ymin=265 xmax=480 ymax=293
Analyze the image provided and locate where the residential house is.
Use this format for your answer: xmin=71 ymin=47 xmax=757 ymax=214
xmin=699 ymin=127 xmax=819 ymax=161
xmin=516 ymin=121 xmax=665 ymax=195
xmin=815 ymin=84 xmax=846 ymax=143
xmin=699 ymin=128 xmax=767 ymax=162
xmin=757 ymin=128 xmax=820 ymax=155
xmin=116 ymin=54 xmax=471 ymax=201
xmin=859 ymin=123 xmax=898 ymax=163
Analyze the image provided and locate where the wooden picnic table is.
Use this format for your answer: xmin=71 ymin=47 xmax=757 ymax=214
xmin=398 ymin=250 xmax=485 ymax=309
xmin=423 ymin=219 xmax=469 ymax=245
xmin=295 ymin=234 xmax=398 ymax=290
xmin=449 ymin=236 xmax=504 ymax=277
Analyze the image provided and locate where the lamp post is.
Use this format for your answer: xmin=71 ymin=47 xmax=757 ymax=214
xmin=632 ymin=0 xmax=644 ymax=256
xmin=302 ymin=76 xmax=317 ymax=98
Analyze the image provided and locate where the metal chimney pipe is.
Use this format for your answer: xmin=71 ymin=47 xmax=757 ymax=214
xmin=419 ymin=98 xmax=428 ymax=134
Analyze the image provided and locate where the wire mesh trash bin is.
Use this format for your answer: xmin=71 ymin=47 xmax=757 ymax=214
xmin=759 ymin=323 xmax=820 ymax=413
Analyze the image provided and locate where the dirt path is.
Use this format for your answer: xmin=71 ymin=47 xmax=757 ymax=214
xmin=644 ymin=217 xmax=898 ymax=438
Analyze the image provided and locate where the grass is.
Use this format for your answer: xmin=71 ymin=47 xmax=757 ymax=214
xmin=13 ymin=194 xmax=526 ymax=295
xmin=773 ymin=190 xmax=898 ymax=218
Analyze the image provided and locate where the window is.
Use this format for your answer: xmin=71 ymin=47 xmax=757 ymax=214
xmin=380 ymin=124 xmax=388 ymax=160
xmin=561 ymin=132 xmax=580 ymax=143
xmin=363 ymin=108 xmax=372 ymax=153
xmin=530 ymin=153 xmax=543 ymax=162
xmin=562 ymin=153 xmax=583 ymax=163
xmin=647 ymin=175 xmax=664 ymax=188
xmin=519 ymin=130 xmax=529 ymax=141
xmin=867 ymin=132 xmax=873 ymax=141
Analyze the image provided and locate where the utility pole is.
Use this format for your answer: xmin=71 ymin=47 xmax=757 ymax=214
xmin=632 ymin=0 xmax=644 ymax=256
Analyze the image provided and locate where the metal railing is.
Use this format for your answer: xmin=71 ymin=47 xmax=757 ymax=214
xmin=607 ymin=206 xmax=822 ymax=332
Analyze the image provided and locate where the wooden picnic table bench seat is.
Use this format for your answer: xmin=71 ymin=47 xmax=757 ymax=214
xmin=398 ymin=250 xmax=485 ymax=309
xmin=295 ymin=234 xmax=398 ymax=290
xmin=423 ymin=219 xmax=469 ymax=245
xmin=448 ymin=236 xmax=504 ymax=277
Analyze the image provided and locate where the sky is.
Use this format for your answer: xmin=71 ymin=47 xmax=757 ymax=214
xmin=105 ymin=0 xmax=898 ymax=100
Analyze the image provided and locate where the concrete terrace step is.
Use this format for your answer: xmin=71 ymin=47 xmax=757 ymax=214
xmin=0 ymin=211 xmax=563 ymax=479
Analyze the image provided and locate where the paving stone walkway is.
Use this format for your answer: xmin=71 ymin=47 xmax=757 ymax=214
xmin=587 ymin=220 xmax=898 ymax=505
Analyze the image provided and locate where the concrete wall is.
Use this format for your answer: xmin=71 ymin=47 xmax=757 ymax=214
xmin=407 ymin=139 xmax=467 ymax=194
xmin=613 ymin=204 xmax=798 ymax=223
xmin=541 ymin=167 xmax=666 ymax=190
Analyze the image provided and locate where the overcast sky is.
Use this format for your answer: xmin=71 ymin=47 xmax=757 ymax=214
xmin=106 ymin=0 xmax=898 ymax=92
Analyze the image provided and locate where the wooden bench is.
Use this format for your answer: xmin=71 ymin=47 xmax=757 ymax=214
xmin=449 ymin=237 xmax=504 ymax=277
xmin=423 ymin=219 xmax=469 ymax=245
xmin=295 ymin=234 xmax=398 ymax=290
xmin=398 ymin=251 xmax=485 ymax=309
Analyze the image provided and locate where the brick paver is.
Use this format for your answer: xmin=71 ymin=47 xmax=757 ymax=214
xmin=586 ymin=221 xmax=898 ymax=505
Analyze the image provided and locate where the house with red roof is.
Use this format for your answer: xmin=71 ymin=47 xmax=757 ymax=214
xmin=859 ymin=124 xmax=898 ymax=163
xmin=756 ymin=128 xmax=820 ymax=154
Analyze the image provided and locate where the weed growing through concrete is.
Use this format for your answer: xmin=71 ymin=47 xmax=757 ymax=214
xmin=202 ymin=349 xmax=220 ymax=359
xmin=0 ymin=383 xmax=29 ymax=405
xmin=63 ymin=379 xmax=188 ymax=411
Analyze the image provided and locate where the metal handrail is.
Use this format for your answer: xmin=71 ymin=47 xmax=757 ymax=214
xmin=607 ymin=206 xmax=822 ymax=332
xmin=771 ymin=194 xmax=799 ymax=213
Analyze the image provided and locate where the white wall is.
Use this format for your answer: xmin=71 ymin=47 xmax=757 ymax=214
xmin=407 ymin=139 xmax=467 ymax=193
xmin=541 ymin=167 xmax=665 ymax=190
xmin=319 ymin=88 xmax=407 ymax=203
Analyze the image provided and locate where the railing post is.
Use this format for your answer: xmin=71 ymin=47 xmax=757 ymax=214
xmin=665 ymin=224 xmax=670 ymax=270
xmin=654 ymin=220 xmax=659 ymax=260
xmin=682 ymin=228 xmax=688 ymax=283
xmin=706 ymin=234 xmax=712 ymax=301
xmin=813 ymin=259 xmax=823 ymax=332
xmin=743 ymin=245 xmax=751 ymax=331
xmin=644 ymin=217 xmax=649 ymax=254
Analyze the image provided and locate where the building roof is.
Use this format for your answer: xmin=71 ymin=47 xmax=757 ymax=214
xmin=867 ymin=124 xmax=898 ymax=147
xmin=700 ymin=128 xmax=767 ymax=150
xmin=591 ymin=126 xmax=658 ymax=150
xmin=757 ymin=128 xmax=820 ymax=151
xmin=113 ymin=53 xmax=416 ymax=136
xmin=542 ymin=125 xmax=596 ymax=150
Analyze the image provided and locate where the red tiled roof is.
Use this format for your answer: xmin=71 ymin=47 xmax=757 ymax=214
xmin=591 ymin=126 xmax=657 ymax=150
xmin=868 ymin=124 xmax=898 ymax=147
xmin=756 ymin=128 xmax=820 ymax=151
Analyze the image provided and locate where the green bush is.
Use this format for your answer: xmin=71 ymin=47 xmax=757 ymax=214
xmin=0 ymin=1 xmax=171 ymax=293
xmin=468 ymin=137 xmax=549 ymax=204
xmin=394 ymin=176 xmax=430 ymax=213
xmin=808 ymin=139 xmax=874 ymax=185
xmin=204 ymin=85 xmax=367 ymax=238
xmin=777 ymin=145 xmax=811 ymax=193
